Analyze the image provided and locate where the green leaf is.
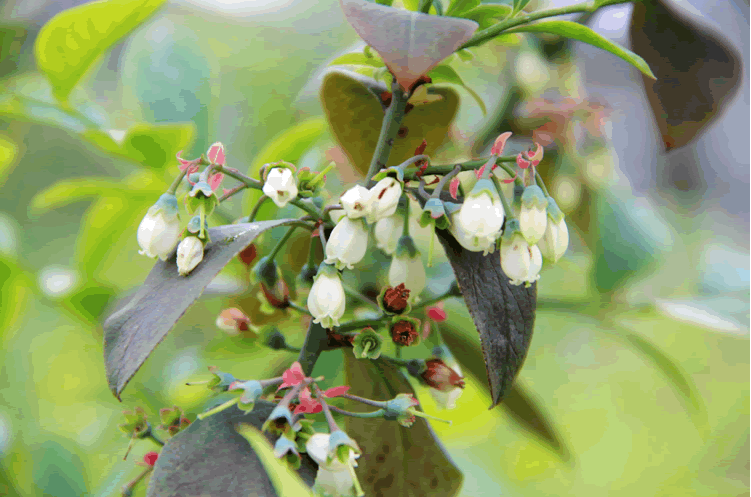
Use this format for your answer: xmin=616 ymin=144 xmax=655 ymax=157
xmin=29 ymin=178 xmax=124 ymax=215
xmin=429 ymin=64 xmax=487 ymax=115
xmin=504 ymin=20 xmax=656 ymax=79
xmin=0 ymin=135 xmax=18 ymax=188
xmin=34 ymin=0 xmax=167 ymax=103
xmin=329 ymin=51 xmax=385 ymax=68
xmin=103 ymin=220 xmax=296 ymax=398
xmin=240 ymin=117 xmax=327 ymax=221
xmin=461 ymin=5 xmax=512 ymax=29
xmin=511 ymin=0 xmax=531 ymax=17
xmin=343 ymin=355 xmax=463 ymax=497
xmin=62 ymin=281 xmax=118 ymax=323
xmin=122 ymin=123 xmax=195 ymax=169
xmin=446 ymin=0 xmax=481 ymax=17
xmin=320 ymin=70 xmax=459 ymax=176
xmin=0 ymin=256 xmax=33 ymax=339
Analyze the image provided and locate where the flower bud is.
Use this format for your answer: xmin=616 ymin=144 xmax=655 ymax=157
xmin=274 ymin=436 xmax=302 ymax=469
xmin=388 ymin=236 xmax=426 ymax=300
xmin=421 ymin=358 xmax=465 ymax=407
xmin=500 ymin=220 xmax=542 ymax=287
xmin=340 ymin=185 xmax=371 ymax=220
xmin=325 ymin=217 xmax=368 ymax=270
xmin=186 ymin=180 xmax=219 ymax=217
xmin=262 ymin=167 xmax=298 ymax=208
xmin=538 ymin=197 xmax=569 ymax=262
xmin=307 ymin=263 xmax=346 ymax=329
xmin=176 ymin=236 xmax=204 ymax=276
xmin=229 ymin=379 xmax=264 ymax=412
xmin=374 ymin=214 xmax=404 ymax=255
xmin=216 ymin=308 xmax=254 ymax=336
xmin=137 ymin=193 xmax=181 ymax=260
xmin=449 ymin=179 xmax=504 ymax=255
xmin=519 ymin=185 xmax=548 ymax=245
xmin=367 ymin=176 xmax=402 ymax=223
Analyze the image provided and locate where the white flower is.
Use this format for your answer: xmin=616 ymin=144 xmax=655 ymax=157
xmin=538 ymin=197 xmax=569 ymax=262
xmin=374 ymin=214 xmax=404 ymax=255
xmin=367 ymin=176 xmax=402 ymax=223
xmin=500 ymin=220 xmax=542 ymax=287
xmin=518 ymin=185 xmax=548 ymax=245
xmin=262 ymin=167 xmax=298 ymax=207
xmin=176 ymin=236 xmax=204 ymax=276
xmin=325 ymin=217 xmax=369 ymax=270
xmin=306 ymin=433 xmax=360 ymax=497
xmin=307 ymin=264 xmax=346 ymax=328
xmin=340 ymin=185 xmax=371 ymax=219
xmin=388 ymin=237 xmax=426 ymax=300
xmin=137 ymin=194 xmax=181 ymax=260
xmin=449 ymin=179 xmax=505 ymax=256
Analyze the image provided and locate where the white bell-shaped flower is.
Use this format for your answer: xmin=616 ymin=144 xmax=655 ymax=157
xmin=455 ymin=178 xmax=505 ymax=247
xmin=340 ymin=185 xmax=372 ymax=219
xmin=307 ymin=264 xmax=346 ymax=329
xmin=176 ymin=236 xmax=204 ymax=276
xmin=137 ymin=193 xmax=181 ymax=260
xmin=262 ymin=167 xmax=298 ymax=208
xmin=374 ymin=214 xmax=404 ymax=255
xmin=367 ymin=176 xmax=402 ymax=223
xmin=388 ymin=236 xmax=426 ymax=300
xmin=500 ymin=220 xmax=542 ymax=287
xmin=325 ymin=217 xmax=369 ymax=270
xmin=518 ymin=185 xmax=548 ymax=245
xmin=538 ymin=197 xmax=569 ymax=262
xmin=306 ymin=433 xmax=360 ymax=497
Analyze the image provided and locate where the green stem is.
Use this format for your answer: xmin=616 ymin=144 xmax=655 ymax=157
xmin=268 ymin=225 xmax=298 ymax=261
xmin=403 ymin=155 xmax=517 ymax=181
xmin=121 ymin=467 xmax=153 ymax=497
xmin=214 ymin=165 xmax=263 ymax=190
xmin=342 ymin=393 xmax=386 ymax=409
xmin=248 ymin=195 xmax=269 ymax=222
xmin=290 ymin=198 xmax=322 ymax=219
xmin=337 ymin=317 xmax=385 ymax=332
xmin=461 ymin=0 xmax=632 ymax=49
xmin=328 ymin=406 xmax=387 ymax=418
xmin=366 ymin=79 xmax=410 ymax=183
xmin=218 ymin=184 xmax=247 ymax=203
xmin=402 ymin=197 xmax=410 ymax=237
xmin=344 ymin=285 xmax=379 ymax=309
xmin=287 ymin=302 xmax=309 ymax=317
xmin=197 ymin=397 xmax=239 ymax=420
xmin=147 ymin=432 xmax=165 ymax=447
xmin=168 ymin=167 xmax=189 ymax=195
xmin=315 ymin=386 xmax=340 ymax=432
xmin=535 ymin=171 xmax=550 ymax=197
xmin=491 ymin=175 xmax=514 ymax=218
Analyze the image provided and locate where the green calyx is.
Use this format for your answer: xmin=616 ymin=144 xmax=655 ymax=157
xmin=187 ymin=214 xmax=210 ymax=242
xmin=419 ymin=198 xmax=450 ymax=230
xmin=207 ymin=366 xmax=238 ymax=393
xmin=501 ymin=218 xmax=522 ymax=242
xmin=394 ymin=235 xmax=419 ymax=259
xmin=315 ymin=262 xmax=340 ymax=279
xmin=297 ymin=164 xmax=333 ymax=198
xmin=230 ymin=380 xmax=264 ymax=413
xmin=468 ymin=178 xmax=498 ymax=200
xmin=154 ymin=193 xmax=179 ymax=219
xmin=352 ymin=329 xmax=383 ymax=359
xmin=546 ymin=196 xmax=564 ymax=223
xmin=185 ymin=181 xmax=219 ymax=217
xmin=327 ymin=430 xmax=361 ymax=464
xmin=521 ymin=185 xmax=548 ymax=209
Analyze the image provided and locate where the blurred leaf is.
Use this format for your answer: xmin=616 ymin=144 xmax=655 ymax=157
xmin=511 ymin=0 xmax=531 ymax=17
xmin=121 ymin=123 xmax=196 ymax=170
xmin=103 ymin=220 xmax=295 ymax=399
xmin=0 ymin=93 xmax=88 ymax=133
xmin=329 ymin=51 xmax=386 ymax=68
xmin=320 ymin=70 xmax=459 ymax=176
xmin=0 ymin=256 xmax=33 ymax=337
xmin=446 ymin=0 xmax=481 ymax=17
xmin=241 ymin=118 xmax=327 ymax=222
xmin=32 ymin=439 xmax=89 ymax=497
xmin=343 ymin=355 xmax=463 ymax=497
xmin=339 ymin=0 xmax=478 ymax=90
xmin=461 ymin=5 xmax=512 ymax=29
xmin=34 ymin=0 xmax=167 ymax=103
xmin=148 ymin=400 xmax=316 ymax=496
xmin=433 ymin=219 xmax=536 ymax=407
xmin=505 ymin=21 xmax=655 ymax=80
xmin=29 ymin=178 xmax=123 ymax=215
xmin=0 ymin=24 xmax=27 ymax=78
xmin=440 ymin=323 xmax=572 ymax=461
xmin=62 ymin=281 xmax=118 ymax=324
xmin=236 ymin=423 xmax=316 ymax=496
xmin=429 ymin=64 xmax=486 ymax=114
xmin=0 ymin=134 xmax=17 ymax=188
xmin=630 ymin=0 xmax=741 ymax=150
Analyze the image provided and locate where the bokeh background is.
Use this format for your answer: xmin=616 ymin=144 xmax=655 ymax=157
xmin=0 ymin=0 xmax=748 ymax=495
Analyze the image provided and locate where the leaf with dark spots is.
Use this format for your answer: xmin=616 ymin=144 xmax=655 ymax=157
xmin=630 ymin=0 xmax=742 ymax=150
xmin=434 ymin=226 xmax=536 ymax=407
xmin=339 ymin=0 xmax=478 ymax=91
xmin=103 ymin=220 xmax=295 ymax=399
xmin=147 ymin=400 xmax=317 ymax=497
xmin=440 ymin=324 xmax=571 ymax=461
xmin=343 ymin=356 xmax=463 ymax=497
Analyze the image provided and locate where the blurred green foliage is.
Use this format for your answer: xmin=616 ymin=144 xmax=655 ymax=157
xmin=0 ymin=0 xmax=747 ymax=496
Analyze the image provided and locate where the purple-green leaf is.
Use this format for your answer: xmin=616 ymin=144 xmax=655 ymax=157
xmin=339 ymin=0 xmax=478 ymax=90
xmin=343 ymin=355 xmax=463 ymax=497
xmin=147 ymin=400 xmax=317 ymax=497
xmin=103 ymin=220 xmax=295 ymax=399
